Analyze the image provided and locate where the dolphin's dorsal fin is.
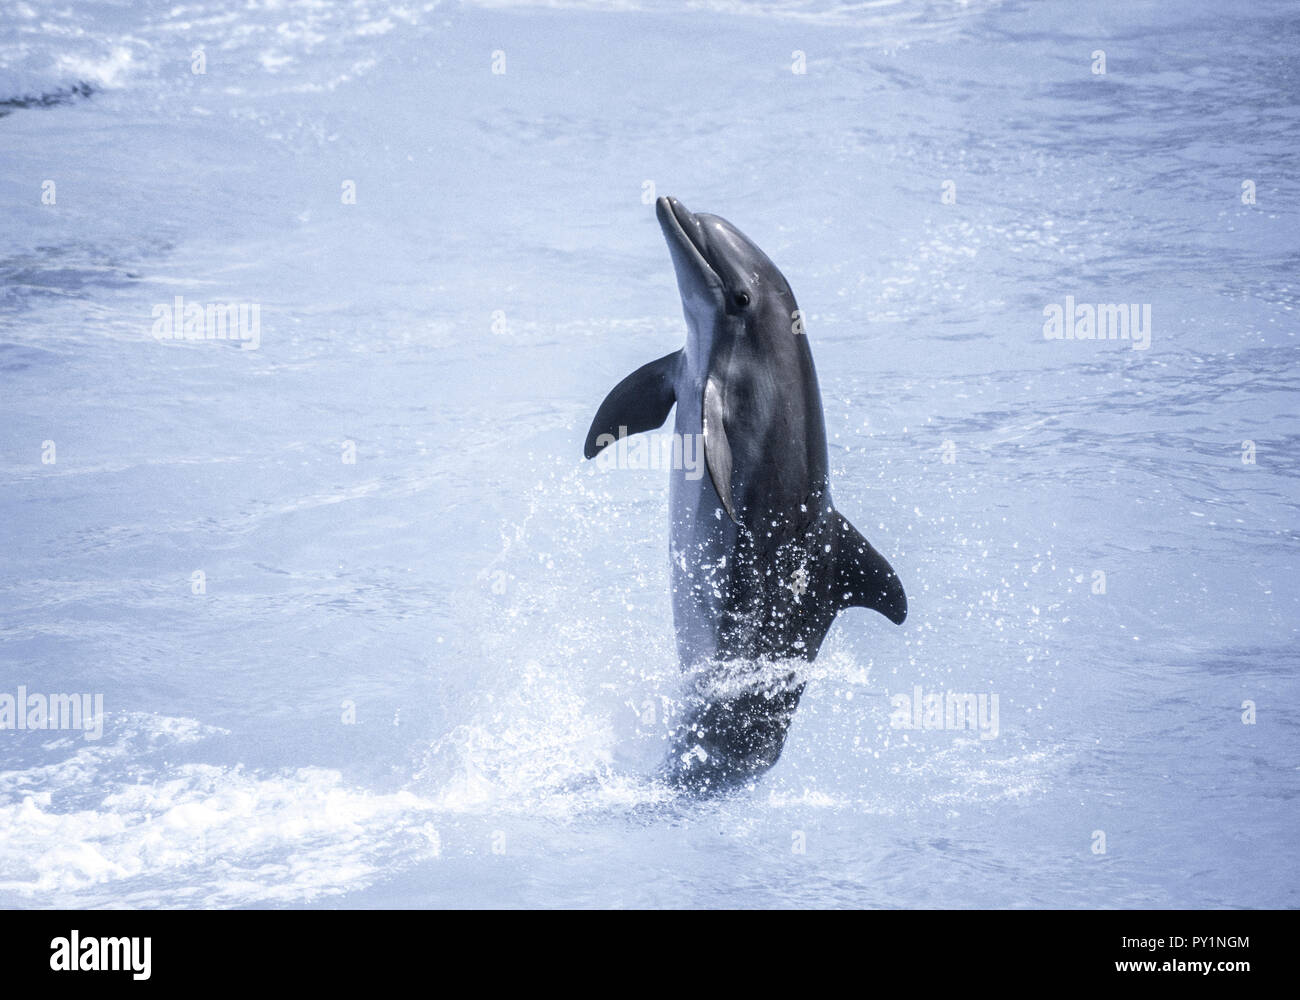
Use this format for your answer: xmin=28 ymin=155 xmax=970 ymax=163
xmin=829 ymin=509 xmax=907 ymax=625
xmin=583 ymin=351 xmax=681 ymax=459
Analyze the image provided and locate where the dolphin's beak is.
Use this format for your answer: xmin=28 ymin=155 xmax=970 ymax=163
xmin=657 ymin=196 xmax=722 ymax=300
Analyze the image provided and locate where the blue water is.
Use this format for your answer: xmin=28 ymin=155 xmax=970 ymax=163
xmin=1 ymin=0 xmax=1297 ymax=908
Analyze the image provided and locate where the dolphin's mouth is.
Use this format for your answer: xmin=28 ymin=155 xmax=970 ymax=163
xmin=656 ymin=196 xmax=720 ymax=286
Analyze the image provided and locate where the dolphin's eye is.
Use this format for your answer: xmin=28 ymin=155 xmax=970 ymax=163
xmin=735 ymin=291 xmax=751 ymax=308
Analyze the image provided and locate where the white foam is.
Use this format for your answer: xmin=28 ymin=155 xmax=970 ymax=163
xmin=55 ymin=45 xmax=135 ymax=89
xmin=0 ymin=714 xmax=442 ymax=906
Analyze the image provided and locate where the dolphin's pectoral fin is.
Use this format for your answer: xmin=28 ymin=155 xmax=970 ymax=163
xmin=703 ymin=376 xmax=739 ymax=523
xmin=829 ymin=510 xmax=907 ymax=625
xmin=583 ymin=351 xmax=681 ymax=459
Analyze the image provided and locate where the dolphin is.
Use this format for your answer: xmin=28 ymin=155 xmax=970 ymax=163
xmin=584 ymin=196 xmax=906 ymax=791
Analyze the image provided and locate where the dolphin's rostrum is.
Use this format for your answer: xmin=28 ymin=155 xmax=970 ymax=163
xmin=586 ymin=196 xmax=906 ymax=791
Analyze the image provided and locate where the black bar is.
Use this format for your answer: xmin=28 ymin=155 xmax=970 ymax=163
xmin=0 ymin=909 xmax=1274 ymax=986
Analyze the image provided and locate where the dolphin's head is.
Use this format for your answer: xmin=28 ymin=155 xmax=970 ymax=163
xmin=656 ymin=196 xmax=798 ymax=360
xmin=656 ymin=195 xmax=828 ymax=524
